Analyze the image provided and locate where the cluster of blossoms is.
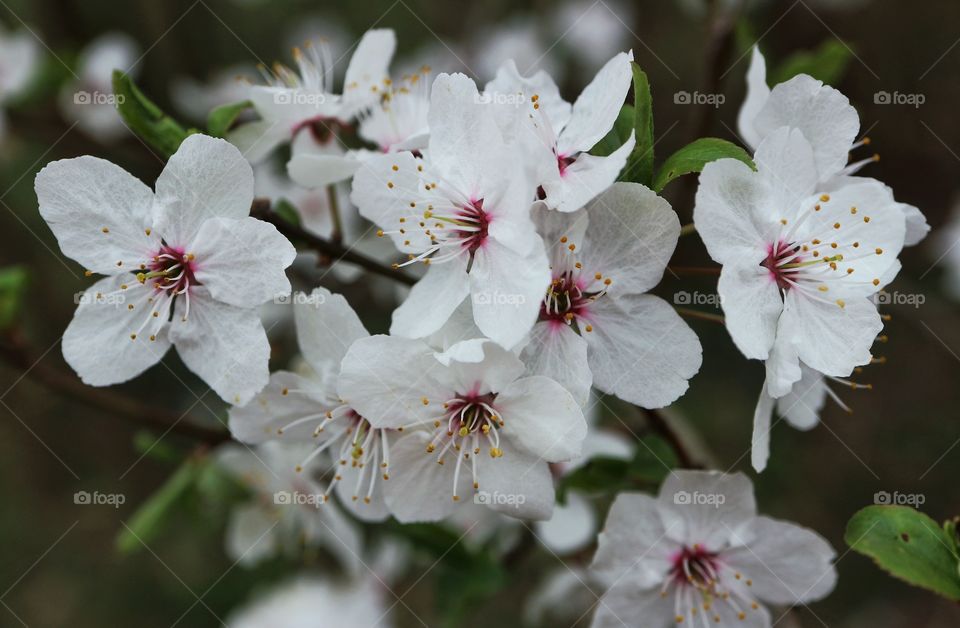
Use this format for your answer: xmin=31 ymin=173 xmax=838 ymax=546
xmin=33 ymin=27 xmax=927 ymax=628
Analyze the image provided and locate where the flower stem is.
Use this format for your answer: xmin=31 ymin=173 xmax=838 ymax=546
xmin=679 ymin=223 xmax=697 ymax=237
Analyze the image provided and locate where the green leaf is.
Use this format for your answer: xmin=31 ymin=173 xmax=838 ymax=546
xmin=621 ymin=63 xmax=655 ymax=186
xmin=590 ymin=104 xmax=634 ymax=157
xmin=558 ymin=435 xmax=677 ymax=501
xmin=652 ymin=137 xmax=755 ymax=193
xmin=116 ymin=457 xmax=203 ymax=553
xmin=0 ymin=266 xmax=29 ymax=330
xmin=112 ymin=70 xmax=192 ymax=158
xmin=273 ymin=199 xmax=302 ymax=228
xmin=207 ymin=99 xmax=252 ymax=137
xmin=845 ymin=505 xmax=960 ymax=601
xmin=772 ymin=40 xmax=853 ymax=86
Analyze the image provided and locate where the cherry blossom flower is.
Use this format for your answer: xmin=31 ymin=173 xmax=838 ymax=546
xmin=59 ymin=32 xmax=139 ymax=141
xmin=485 ymin=51 xmax=636 ymax=213
xmin=351 ymin=72 xmax=550 ymax=349
xmin=590 ymin=471 xmax=837 ymax=627
xmin=229 ymin=288 xmax=394 ymax=521
xmin=288 ymin=64 xmax=431 ymax=190
xmin=228 ymin=29 xmax=396 ymax=164
xmin=35 ymin=134 xmax=296 ymax=404
xmin=737 ymin=46 xmax=928 ymax=245
xmin=226 ymin=574 xmax=393 ymax=628
xmin=695 ymin=126 xmax=906 ymax=410
xmin=337 ymin=335 xmax=587 ymax=522
xmin=521 ymin=183 xmax=702 ymax=407
xmin=0 ymin=24 xmax=40 ymax=142
xmin=216 ymin=441 xmax=362 ymax=570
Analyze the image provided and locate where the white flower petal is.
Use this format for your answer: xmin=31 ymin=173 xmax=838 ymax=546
xmin=62 ymin=275 xmax=170 ymax=386
xmin=694 ymin=158 xmax=771 ymax=265
xmin=754 ymin=126 xmax=819 ymax=221
xmin=585 ymin=294 xmax=702 ymax=409
xmin=337 ymin=335 xmax=450 ymax=430
xmin=765 ymin=315 xmax=803 ymax=398
xmin=520 ymin=321 xmax=593 ymax=407
xmin=35 ymin=156 xmax=159 ymax=275
xmin=382 ymin=431 xmax=469 ymax=522
xmin=169 ymin=290 xmax=270 ymax=405
xmin=190 ymin=217 xmax=295 ymax=308
xmin=293 ymin=287 xmax=369 ymax=378
xmin=544 ymin=133 xmax=635 ymax=213
xmin=350 ymin=151 xmax=428 ymax=254
xmin=657 ymin=470 xmax=757 ymax=549
xmin=581 ymin=181 xmax=679 ymax=296
xmin=557 ymin=51 xmax=633 ymax=155
xmin=334 ymin=462 xmax=392 ymax=523
xmin=225 ymin=504 xmax=279 ymax=565
xmin=475 ymin=442 xmax=555 ymax=520
xmin=781 ymin=290 xmax=882 ymax=378
xmin=226 ymin=116 xmax=290 ymax=164
xmin=590 ymin=493 xmax=673 ymax=587
xmin=737 ymin=46 xmax=770 ymax=150
xmin=589 ymin=581 xmax=674 ymax=628
xmin=228 ymin=371 xmax=332 ymax=444
xmin=535 ymin=492 xmax=596 ymax=555
xmin=439 ymin=339 xmax=526 ymax=395
xmin=532 ymin=204 xmax=589 ymax=268
xmin=154 ymin=135 xmax=254 ymax=246
xmin=717 ymin=261 xmax=783 ymax=360
xmin=754 ymin=74 xmax=859 ymax=180
xmin=288 ymin=151 xmax=361 ymax=188
xmin=496 ymin=375 xmax=586 ymax=462
xmin=341 ymin=29 xmax=397 ymax=116
xmin=776 ymin=364 xmax=828 ymax=430
xmin=428 ymin=73 xmax=505 ymax=194
xmin=725 ymin=515 xmax=837 ymax=605
xmin=391 ymin=256 xmax=471 ymax=340
xmin=484 ymin=58 xmax=572 ymax=132
xmin=469 ymin=237 xmax=550 ymax=349
xmin=751 ymin=380 xmax=776 ymax=472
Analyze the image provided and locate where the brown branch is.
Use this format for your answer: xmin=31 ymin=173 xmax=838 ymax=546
xmin=667 ymin=265 xmax=721 ymax=276
xmin=675 ymin=306 xmax=725 ymax=324
xmin=639 ymin=407 xmax=697 ymax=469
xmin=0 ymin=330 xmax=230 ymax=445
xmin=250 ymin=198 xmax=415 ymax=286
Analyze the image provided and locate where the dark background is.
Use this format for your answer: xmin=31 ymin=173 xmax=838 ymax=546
xmin=1 ymin=0 xmax=958 ymax=625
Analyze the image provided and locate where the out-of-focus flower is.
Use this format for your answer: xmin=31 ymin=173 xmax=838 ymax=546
xmin=217 ymin=441 xmax=362 ymax=570
xmin=35 ymin=134 xmax=295 ymax=404
xmin=59 ymin=32 xmax=139 ymax=141
xmin=229 ymin=287 xmax=395 ymax=521
xmin=0 ymin=24 xmax=41 ymax=142
xmin=590 ymin=471 xmax=836 ymax=627
xmin=228 ymin=29 xmax=395 ymax=164
xmin=226 ymin=573 xmax=392 ymax=628
xmin=170 ymin=65 xmax=257 ymax=122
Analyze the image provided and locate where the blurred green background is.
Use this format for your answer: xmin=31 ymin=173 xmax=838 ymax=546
xmin=1 ymin=0 xmax=959 ymax=625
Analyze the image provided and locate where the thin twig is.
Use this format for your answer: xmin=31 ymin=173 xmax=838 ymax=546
xmin=667 ymin=265 xmax=720 ymax=276
xmin=250 ymin=198 xmax=415 ymax=286
xmin=0 ymin=330 xmax=230 ymax=445
xmin=675 ymin=306 xmax=725 ymax=324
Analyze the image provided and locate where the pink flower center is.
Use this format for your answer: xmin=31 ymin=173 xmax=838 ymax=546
xmin=144 ymin=244 xmax=199 ymax=296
